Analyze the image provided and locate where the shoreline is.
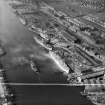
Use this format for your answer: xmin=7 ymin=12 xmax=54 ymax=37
xmin=0 ymin=65 xmax=15 ymax=105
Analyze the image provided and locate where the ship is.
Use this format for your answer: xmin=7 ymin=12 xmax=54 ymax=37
xmin=49 ymin=51 xmax=69 ymax=74
xmin=34 ymin=37 xmax=52 ymax=51
xmin=18 ymin=17 xmax=27 ymax=25
xmin=29 ymin=25 xmax=48 ymax=40
xmin=28 ymin=25 xmax=41 ymax=33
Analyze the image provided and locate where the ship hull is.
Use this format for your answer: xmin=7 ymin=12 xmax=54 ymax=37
xmin=49 ymin=51 xmax=69 ymax=74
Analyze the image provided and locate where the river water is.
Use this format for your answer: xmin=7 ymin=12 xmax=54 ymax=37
xmin=0 ymin=0 xmax=94 ymax=105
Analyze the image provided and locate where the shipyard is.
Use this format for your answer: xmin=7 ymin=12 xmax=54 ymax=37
xmin=1 ymin=0 xmax=105 ymax=105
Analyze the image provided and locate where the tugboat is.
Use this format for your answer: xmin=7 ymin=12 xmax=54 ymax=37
xmin=30 ymin=60 xmax=39 ymax=74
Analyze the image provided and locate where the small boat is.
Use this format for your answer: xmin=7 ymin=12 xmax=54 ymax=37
xmin=30 ymin=61 xmax=39 ymax=73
